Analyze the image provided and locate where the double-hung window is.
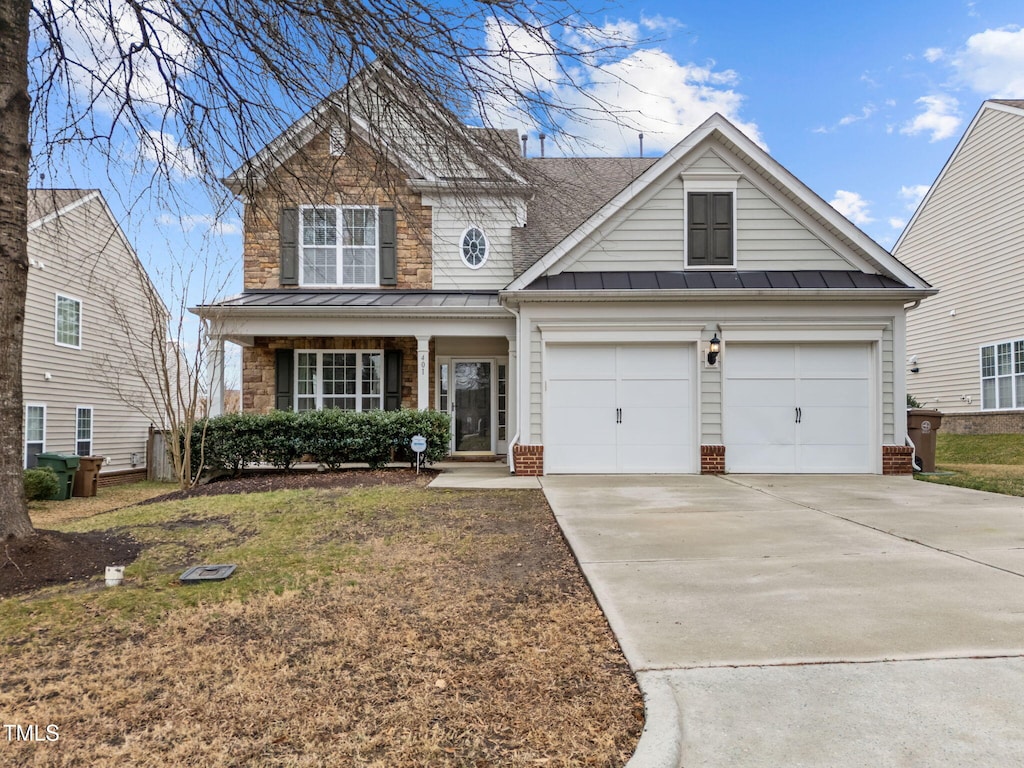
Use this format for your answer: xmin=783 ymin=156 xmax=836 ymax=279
xmin=981 ymin=340 xmax=1024 ymax=409
xmin=25 ymin=405 xmax=45 ymax=468
xmin=295 ymin=351 xmax=383 ymax=412
xmin=300 ymin=206 xmax=379 ymax=286
xmin=55 ymin=294 xmax=82 ymax=348
xmin=76 ymin=407 xmax=93 ymax=456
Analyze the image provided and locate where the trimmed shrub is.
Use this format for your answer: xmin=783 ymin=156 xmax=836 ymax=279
xmin=24 ymin=467 xmax=60 ymax=501
xmin=297 ymin=409 xmax=358 ymax=469
xmin=261 ymin=410 xmax=302 ymax=469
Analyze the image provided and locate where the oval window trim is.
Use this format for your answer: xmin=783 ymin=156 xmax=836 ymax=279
xmin=460 ymin=227 xmax=489 ymax=269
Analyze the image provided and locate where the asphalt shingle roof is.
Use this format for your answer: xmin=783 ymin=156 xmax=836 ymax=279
xmin=27 ymin=189 xmax=95 ymax=224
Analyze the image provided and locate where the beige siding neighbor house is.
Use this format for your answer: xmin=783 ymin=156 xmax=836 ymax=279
xmin=894 ymin=100 xmax=1024 ymax=433
xmin=196 ymin=70 xmax=935 ymax=475
xmin=24 ymin=189 xmax=168 ymax=483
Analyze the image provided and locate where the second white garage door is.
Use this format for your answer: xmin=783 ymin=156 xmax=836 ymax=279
xmin=545 ymin=344 xmax=694 ymax=473
xmin=724 ymin=344 xmax=874 ymax=473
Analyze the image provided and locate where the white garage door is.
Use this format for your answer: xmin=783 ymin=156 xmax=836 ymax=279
xmin=546 ymin=344 xmax=694 ymax=474
xmin=724 ymin=344 xmax=873 ymax=473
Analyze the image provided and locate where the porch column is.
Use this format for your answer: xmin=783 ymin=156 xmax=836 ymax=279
xmin=416 ymin=335 xmax=431 ymax=410
xmin=506 ymin=334 xmax=517 ymax=453
xmin=208 ymin=337 xmax=225 ymax=417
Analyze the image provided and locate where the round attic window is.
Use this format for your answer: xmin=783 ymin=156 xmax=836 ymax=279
xmin=461 ymin=227 xmax=488 ymax=269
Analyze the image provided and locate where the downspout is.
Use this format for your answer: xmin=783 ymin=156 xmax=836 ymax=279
xmin=504 ymin=300 xmax=522 ymax=475
xmin=904 ymin=298 xmax=923 ymax=469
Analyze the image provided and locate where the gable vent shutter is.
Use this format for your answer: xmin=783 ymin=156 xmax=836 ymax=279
xmin=384 ymin=349 xmax=403 ymax=410
xmin=280 ymin=208 xmax=299 ymax=286
xmin=379 ymin=207 xmax=397 ymax=286
xmin=275 ymin=349 xmax=294 ymax=411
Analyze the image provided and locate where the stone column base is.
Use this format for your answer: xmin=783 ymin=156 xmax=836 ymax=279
xmin=701 ymin=445 xmax=726 ymax=474
xmin=882 ymin=445 xmax=914 ymax=475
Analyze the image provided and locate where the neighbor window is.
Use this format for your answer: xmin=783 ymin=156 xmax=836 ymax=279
xmin=295 ymin=350 xmax=383 ymax=412
xmin=55 ymin=294 xmax=82 ymax=348
xmin=460 ymin=227 xmax=488 ymax=268
xmin=300 ymin=206 xmax=378 ymax=286
xmin=76 ymin=407 xmax=93 ymax=456
xmin=981 ymin=340 xmax=1024 ymax=409
xmin=25 ymin=405 xmax=45 ymax=468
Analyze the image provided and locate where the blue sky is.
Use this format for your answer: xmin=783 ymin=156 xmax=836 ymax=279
xmin=36 ymin=0 xmax=1024 ymax=307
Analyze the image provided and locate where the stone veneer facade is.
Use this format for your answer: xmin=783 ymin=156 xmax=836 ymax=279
xmin=242 ymin=130 xmax=433 ymax=291
xmin=243 ymin=336 xmax=432 ymax=413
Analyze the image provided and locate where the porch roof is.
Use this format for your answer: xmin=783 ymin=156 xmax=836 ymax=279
xmin=521 ymin=270 xmax=912 ymax=291
xmin=200 ymin=289 xmax=501 ymax=310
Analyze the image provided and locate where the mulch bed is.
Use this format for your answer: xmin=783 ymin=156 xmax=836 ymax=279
xmin=3 ymin=469 xmax=436 ymax=599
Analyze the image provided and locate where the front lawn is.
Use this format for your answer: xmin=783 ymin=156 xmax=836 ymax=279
xmin=917 ymin=433 xmax=1024 ymax=496
xmin=1 ymin=471 xmax=641 ymax=766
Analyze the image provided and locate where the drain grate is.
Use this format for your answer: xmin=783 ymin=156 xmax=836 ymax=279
xmin=179 ymin=564 xmax=237 ymax=583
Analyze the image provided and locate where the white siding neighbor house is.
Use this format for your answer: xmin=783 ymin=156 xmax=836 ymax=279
xmin=24 ymin=189 xmax=168 ymax=483
xmin=894 ymin=100 xmax=1024 ymax=434
xmin=195 ymin=69 xmax=935 ymax=475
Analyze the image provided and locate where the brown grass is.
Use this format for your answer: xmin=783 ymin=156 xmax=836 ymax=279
xmin=2 ymin=483 xmax=642 ymax=766
xmin=28 ymin=481 xmax=173 ymax=527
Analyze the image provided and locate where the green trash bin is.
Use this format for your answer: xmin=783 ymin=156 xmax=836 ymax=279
xmin=35 ymin=453 xmax=80 ymax=501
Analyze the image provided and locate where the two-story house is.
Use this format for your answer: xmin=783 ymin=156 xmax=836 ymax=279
xmin=24 ymin=189 xmax=168 ymax=484
xmin=195 ymin=72 xmax=935 ymax=475
xmin=895 ymin=100 xmax=1024 ymax=434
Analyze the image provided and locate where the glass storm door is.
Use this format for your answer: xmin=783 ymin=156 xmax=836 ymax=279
xmin=452 ymin=360 xmax=493 ymax=453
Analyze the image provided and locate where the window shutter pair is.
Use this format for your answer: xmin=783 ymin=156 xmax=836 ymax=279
xmin=274 ymin=348 xmax=403 ymax=411
xmin=687 ymin=192 xmax=733 ymax=267
xmin=278 ymin=206 xmax=397 ymax=287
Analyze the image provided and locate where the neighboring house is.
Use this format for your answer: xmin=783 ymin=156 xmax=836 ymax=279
xmin=195 ymin=73 xmax=934 ymax=475
xmin=24 ymin=189 xmax=168 ymax=483
xmin=894 ymin=100 xmax=1024 ymax=434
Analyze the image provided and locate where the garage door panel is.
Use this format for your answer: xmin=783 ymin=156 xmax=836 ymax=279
xmin=547 ymin=406 xmax=616 ymax=446
xmin=617 ymin=345 xmax=691 ymax=378
xmin=728 ymin=443 xmax=798 ymax=473
xmin=620 ymin=405 xmax=690 ymax=446
xmin=798 ymin=344 xmax=869 ymax=376
xmin=546 ymin=443 xmax=617 ymax=474
xmin=727 ymin=406 xmax=795 ymax=446
xmin=800 ymin=378 xmax=870 ymax=408
xmin=799 ymin=407 xmax=870 ymax=445
xmin=728 ymin=379 xmax=795 ymax=408
xmin=546 ymin=345 xmax=615 ymax=378
xmin=797 ymin=444 xmax=870 ymax=473
xmin=619 ymin=442 xmax=691 ymax=473
xmin=618 ymin=378 xmax=689 ymax=406
xmin=547 ymin=379 xmax=615 ymax=409
xmin=728 ymin=346 xmax=795 ymax=378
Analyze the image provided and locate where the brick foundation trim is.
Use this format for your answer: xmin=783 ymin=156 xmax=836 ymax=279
xmin=701 ymin=445 xmax=726 ymax=474
xmin=939 ymin=410 xmax=1024 ymax=435
xmin=882 ymin=445 xmax=914 ymax=476
xmin=512 ymin=444 xmax=544 ymax=476
xmin=97 ymin=468 xmax=149 ymax=488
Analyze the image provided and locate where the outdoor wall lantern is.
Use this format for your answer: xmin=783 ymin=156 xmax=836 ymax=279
xmin=707 ymin=334 xmax=721 ymax=366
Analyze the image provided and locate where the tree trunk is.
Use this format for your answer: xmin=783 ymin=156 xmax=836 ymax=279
xmin=0 ymin=0 xmax=35 ymax=539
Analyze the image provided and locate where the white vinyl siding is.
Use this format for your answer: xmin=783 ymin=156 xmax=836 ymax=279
xmin=300 ymin=206 xmax=379 ymax=287
xmin=295 ymin=350 xmax=383 ymax=412
xmin=897 ymin=106 xmax=1024 ymax=413
xmin=428 ymin=194 xmax=520 ymax=289
xmin=562 ymin=143 xmax=852 ymax=274
xmin=24 ymin=192 xmax=161 ymax=473
xmin=55 ymin=294 xmax=82 ymax=348
xmin=25 ymin=404 xmax=45 ymax=468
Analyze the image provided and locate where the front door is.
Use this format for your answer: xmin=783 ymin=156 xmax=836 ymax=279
xmin=452 ymin=360 xmax=493 ymax=454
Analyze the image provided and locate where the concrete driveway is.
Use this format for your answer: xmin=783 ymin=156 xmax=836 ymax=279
xmin=542 ymin=474 xmax=1024 ymax=767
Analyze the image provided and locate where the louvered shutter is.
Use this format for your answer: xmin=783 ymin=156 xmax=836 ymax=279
xmin=379 ymin=207 xmax=397 ymax=286
xmin=384 ymin=350 xmax=403 ymax=410
xmin=279 ymin=208 xmax=299 ymax=286
xmin=274 ymin=349 xmax=294 ymax=411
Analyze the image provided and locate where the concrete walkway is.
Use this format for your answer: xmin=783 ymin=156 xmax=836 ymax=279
xmin=427 ymin=461 xmax=541 ymax=489
xmin=542 ymin=474 xmax=1024 ymax=767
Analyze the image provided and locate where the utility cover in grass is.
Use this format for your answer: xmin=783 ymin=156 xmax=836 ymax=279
xmin=179 ymin=564 xmax=237 ymax=583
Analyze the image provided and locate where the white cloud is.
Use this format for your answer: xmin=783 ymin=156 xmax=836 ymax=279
xmin=480 ymin=18 xmax=762 ymax=156
xmin=951 ymin=26 xmax=1024 ymax=96
xmin=924 ymin=47 xmax=945 ymax=63
xmin=899 ymin=183 xmax=931 ymax=209
xmin=814 ymin=104 xmax=876 ymax=133
xmin=830 ymin=190 xmax=874 ymax=225
xmin=889 ymin=217 xmax=906 ymax=229
xmin=157 ymin=212 xmax=241 ymax=236
xmin=900 ymin=95 xmax=962 ymax=141
xmin=140 ymin=130 xmax=200 ymax=178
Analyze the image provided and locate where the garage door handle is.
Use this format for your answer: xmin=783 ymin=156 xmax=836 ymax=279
xmin=616 ymin=407 xmax=622 ymax=424
xmin=795 ymin=407 xmax=802 ymax=423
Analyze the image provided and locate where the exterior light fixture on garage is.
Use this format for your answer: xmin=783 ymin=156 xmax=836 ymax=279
xmin=707 ymin=334 xmax=721 ymax=367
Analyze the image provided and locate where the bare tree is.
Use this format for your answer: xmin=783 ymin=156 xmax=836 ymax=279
xmin=1 ymin=0 xmax=635 ymax=537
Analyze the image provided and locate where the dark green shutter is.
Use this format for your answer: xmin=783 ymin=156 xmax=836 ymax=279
xmin=687 ymin=192 xmax=733 ymax=266
xmin=384 ymin=349 xmax=402 ymax=410
xmin=280 ymin=208 xmax=299 ymax=286
xmin=379 ymin=207 xmax=397 ymax=286
xmin=275 ymin=349 xmax=294 ymax=411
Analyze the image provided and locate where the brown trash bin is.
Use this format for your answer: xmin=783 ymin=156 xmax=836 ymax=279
xmin=73 ymin=456 xmax=104 ymax=497
xmin=907 ymin=409 xmax=943 ymax=472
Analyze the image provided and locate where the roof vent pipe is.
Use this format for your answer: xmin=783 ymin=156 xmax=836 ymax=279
xmin=521 ymin=134 xmax=527 ymax=156
xmin=639 ymin=133 xmax=644 ymax=157
xmin=539 ymin=132 xmax=546 ymax=158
